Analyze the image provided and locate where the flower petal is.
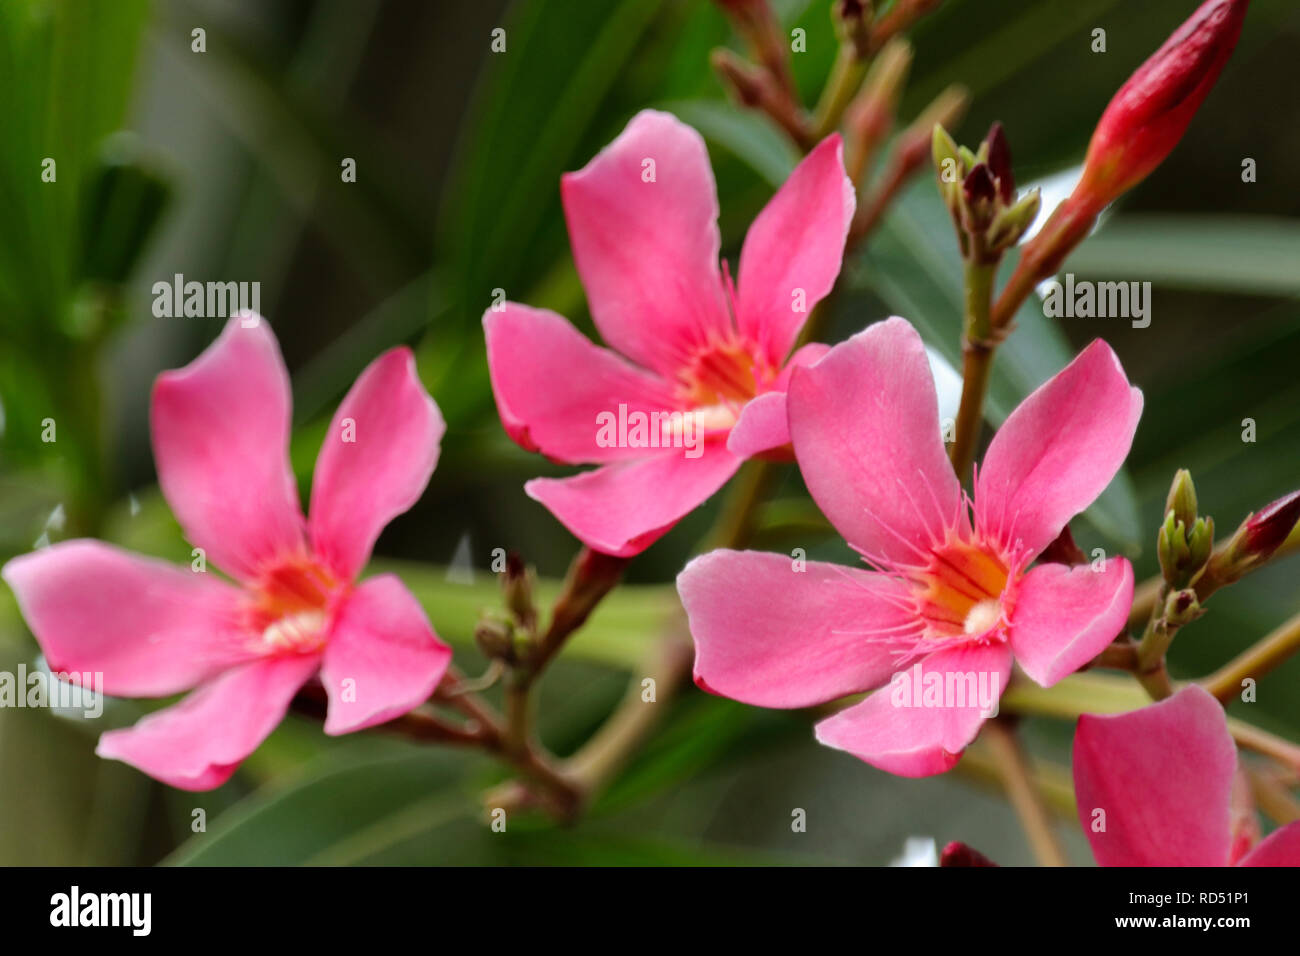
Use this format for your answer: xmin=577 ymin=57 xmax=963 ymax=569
xmin=1073 ymin=685 xmax=1235 ymax=866
xmin=728 ymin=343 xmax=832 ymax=459
xmin=727 ymin=391 xmax=789 ymax=459
xmin=151 ymin=315 xmax=305 ymax=581
xmin=788 ymin=317 xmax=962 ymax=568
xmin=320 ymin=574 xmax=452 ymax=735
xmin=483 ymin=303 xmax=679 ymax=463
xmin=561 ymin=109 xmax=730 ymax=377
xmin=814 ymin=642 xmax=1011 ymax=777
xmin=309 ymin=347 xmax=444 ymax=582
xmin=96 ymin=654 xmax=319 ymax=791
xmin=976 ymin=339 xmax=1143 ymax=559
xmin=1008 ymin=557 xmax=1134 ymax=686
xmin=525 ymin=445 xmax=741 ymax=557
xmin=736 ymin=134 xmax=855 ymax=364
xmin=1236 ymin=821 xmax=1300 ymax=867
xmin=2 ymin=540 xmax=256 ymax=697
xmin=678 ymin=549 xmax=918 ymax=708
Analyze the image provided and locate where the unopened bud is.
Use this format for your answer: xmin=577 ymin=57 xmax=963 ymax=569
xmin=1162 ymin=588 xmax=1203 ymax=629
xmin=1239 ymin=489 xmax=1300 ymax=565
xmin=940 ymin=841 xmax=999 ymax=867
xmin=1073 ymin=0 xmax=1248 ymax=214
xmin=502 ymin=550 xmax=537 ymax=629
xmin=474 ymin=615 xmax=517 ymax=664
xmin=983 ymin=121 xmax=1014 ymax=204
xmin=1166 ymin=469 xmax=1199 ymax=531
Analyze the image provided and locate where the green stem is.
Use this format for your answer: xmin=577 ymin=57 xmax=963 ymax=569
xmin=948 ymin=260 xmax=997 ymax=483
xmin=812 ymin=45 xmax=868 ymax=139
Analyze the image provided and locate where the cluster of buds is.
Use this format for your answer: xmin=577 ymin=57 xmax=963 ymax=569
xmin=474 ymin=551 xmax=538 ymax=665
xmin=932 ymin=123 xmax=1040 ymax=265
xmin=1157 ymin=469 xmax=1214 ymax=589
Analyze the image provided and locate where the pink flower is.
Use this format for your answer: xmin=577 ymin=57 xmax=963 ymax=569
xmin=1074 ymin=685 xmax=1300 ymax=866
xmin=2 ymin=315 xmax=450 ymax=790
xmin=678 ymin=317 xmax=1142 ymax=776
xmin=484 ymin=109 xmax=855 ymax=557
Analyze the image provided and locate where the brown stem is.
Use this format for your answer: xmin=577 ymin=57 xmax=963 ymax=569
xmin=1203 ymin=609 xmax=1300 ymax=704
xmin=982 ymin=719 xmax=1069 ymax=866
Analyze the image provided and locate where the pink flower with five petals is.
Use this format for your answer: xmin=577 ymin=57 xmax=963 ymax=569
xmin=1075 ymin=685 xmax=1300 ymax=866
xmin=678 ymin=317 xmax=1143 ymax=776
xmin=484 ymin=109 xmax=855 ymax=556
xmin=2 ymin=314 xmax=451 ymax=790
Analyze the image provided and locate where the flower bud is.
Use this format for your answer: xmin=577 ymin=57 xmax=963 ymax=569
xmin=1157 ymin=469 xmax=1215 ymax=588
xmin=1166 ymin=468 xmax=1198 ymax=531
xmin=939 ymin=841 xmax=998 ymax=867
xmin=1237 ymin=489 xmax=1300 ymax=566
xmin=1073 ymin=0 xmax=1248 ymax=214
xmin=502 ymin=550 xmax=537 ymax=630
xmin=983 ymin=122 xmax=1014 ymax=204
xmin=474 ymin=614 xmax=518 ymax=664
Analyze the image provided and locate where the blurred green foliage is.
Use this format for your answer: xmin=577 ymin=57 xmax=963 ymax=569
xmin=1 ymin=0 xmax=1297 ymax=866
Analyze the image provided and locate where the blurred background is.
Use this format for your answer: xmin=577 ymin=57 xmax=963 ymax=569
xmin=1 ymin=0 xmax=1298 ymax=865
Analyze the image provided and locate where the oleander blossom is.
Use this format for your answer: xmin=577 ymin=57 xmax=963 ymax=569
xmin=1074 ymin=685 xmax=1300 ymax=866
xmin=483 ymin=109 xmax=855 ymax=557
xmin=2 ymin=314 xmax=451 ymax=790
xmin=678 ymin=317 xmax=1142 ymax=776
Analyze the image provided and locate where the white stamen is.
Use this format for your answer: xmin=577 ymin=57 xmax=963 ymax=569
xmin=964 ymin=599 xmax=1002 ymax=636
xmin=262 ymin=610 xmax=327 ymax=652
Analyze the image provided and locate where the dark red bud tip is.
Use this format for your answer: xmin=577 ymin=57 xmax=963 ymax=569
xmin=1076 ymin=0 xmax=1248 ymax=211
xmin=940 ymin=841 xmax=999 ymax=867
xmin=962 ymin=163 xmax=996 ymax=205
xmin=505 ymin=550 xmax=527 ymax=579
xmin=1244 ymin=489 xmax=1300 ymax=560
xmin=984 ymin=122 xmax=1014 ymax=203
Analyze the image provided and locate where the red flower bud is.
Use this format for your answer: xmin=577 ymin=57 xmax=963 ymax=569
xmin=1241 ymin=489 xmax=1300 ymax=563
xmin=1074 ymin=0 xmax=1248 ymax=213
xmin=939 ymin=841 xmax=999 ymax=867
xmin=984 ymin=122 xmax=1014 ymax=204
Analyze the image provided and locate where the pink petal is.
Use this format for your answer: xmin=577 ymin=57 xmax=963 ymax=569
xmin=1073 ymin=685 xmax=1236 ymax=866
xmin=152 ymin=315 xmax=305 ymax=582
xmin=561 ymin=109 xmax=730 ymax=378
xmin=525 ymin=444 xmax=742 ymax=557
xmin=484 ymin=302 xmax=679 ymax=463
xmin=319 ymin=574 xmax=452 ymax=735
xmin=309 ymin=347 xmax=444 ymax=582
xmin=728 ymin=343 xmax=831 ymax=459
xmin=814 ymin=642 xmax=1012 ymax=777
xmin=774 ymin=342 xmax=831 ymax=388
xmin=1008 ymin=557 xmax=1134 ymax=687
xmin=737 ymin=134 xmax=855 ymax=365
xmin=678 ymin=549 xmax=918 ymax=709
xmin=976 ymin=339 xmax=1143 ymax=559
xmin=1236 ymin=822 xmax=1300 ymax=867
xmin=96 ymin=654 xmax=319 ymax=791
xmin=2 ymin=540 xmax=256 ymax=697
xmin=788 ymin=317 xmax=962 ymax=568
xmin=727 ymin=392 xmax=790 ymax=458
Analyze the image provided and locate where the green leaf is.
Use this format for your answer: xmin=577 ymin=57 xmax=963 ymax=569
xmin=1064 ymin=215 xmax=1300 ymax=297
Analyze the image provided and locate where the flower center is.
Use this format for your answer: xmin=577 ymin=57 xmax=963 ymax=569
xmin=244 ymin=555 xmax=338 ymax=654
xmin=676 ymin=340 xmax=769 ymax=409
xmin=913 ymin=539 xmax=1010 ymax=640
